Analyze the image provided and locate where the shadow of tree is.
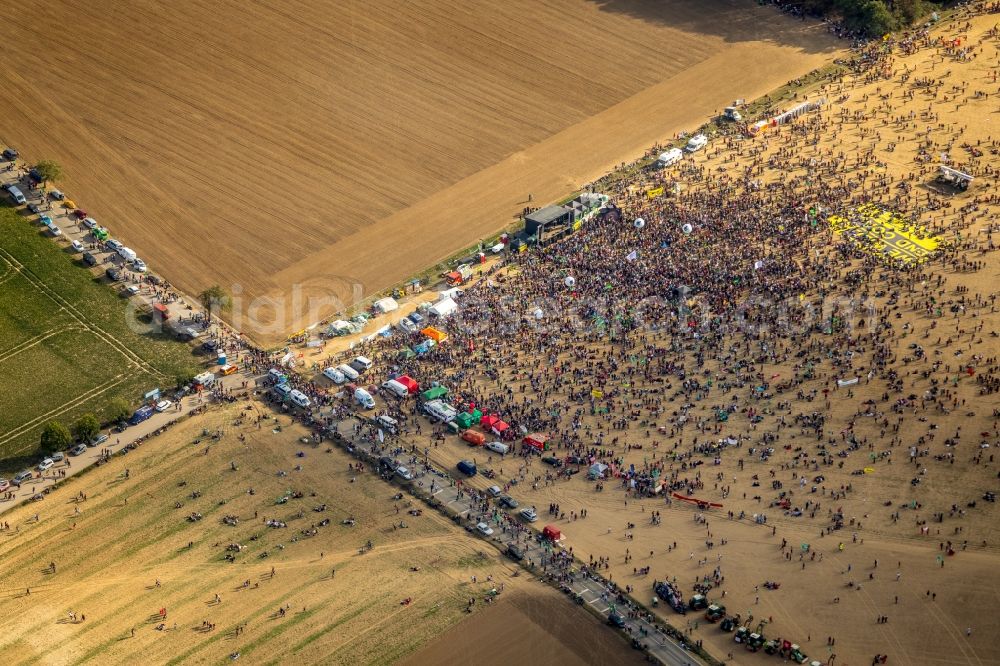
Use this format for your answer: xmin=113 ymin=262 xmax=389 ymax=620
xmin=584 ymin=0 xmax=842 ymax=55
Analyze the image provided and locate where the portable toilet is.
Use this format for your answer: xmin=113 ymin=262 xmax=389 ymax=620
xmin=217 ymin=353 xmax=227 ymax=366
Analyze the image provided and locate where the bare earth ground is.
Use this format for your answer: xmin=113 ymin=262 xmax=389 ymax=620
xmin=0 ymin=0 xmax=839 ymax=343
xmin=0 ymin=401 xmax=572 ymax=665
xmin=401 ymin=584 xmax=646 ymax=666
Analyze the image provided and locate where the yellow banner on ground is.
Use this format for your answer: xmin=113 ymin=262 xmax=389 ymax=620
xmin=591 ymin=388 xmax=603 ymax=398
xmin=646 ymin=186 xmax=665 ymax=199
xmin=828 ymin=203 xmax=941 ymax=266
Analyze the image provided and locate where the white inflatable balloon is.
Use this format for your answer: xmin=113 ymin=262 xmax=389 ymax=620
xmin=634 ymin=218 xmax=645 ymax=229
xmin=533 ymin=307 xmax=544 ymax=320
xmin=681 ymin=223 xmax=693 ymax=235
xmin=564 ymin=276 xmax=576 ymax=288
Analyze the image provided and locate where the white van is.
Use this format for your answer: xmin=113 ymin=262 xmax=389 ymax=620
xmin=118 ymin=246 xmax=138 ymax=263
xmin=193 ymin=371 xmax=216 ymax=387
xmin=657 ymin=148 xmax=683 ymax=167
xmin=685 ymin=134 xmax=708 ymax=153
xmin=376 ymin=414 xmax=398 ymax=434
xmin=354 ymin=388 xmax=375 ymax=409
xmin=486 ymin=441 xmax=509 ymax=455
xmin=337 ymin=364 xmax=359 ymax=381
xmin=382 ymin=379 xmax=408 ymax=398
xmin=352 ymin=356 xmax=373 ymax=371
xmin=6 ymin=185 xmax=26 ymax=205
xmin=423 ymin=399 xmax=456 ymax=423
xmin=289 ymin=389 xmax=311 ymax=408
xmin=322 ymin=366 xmax=345 ymax=383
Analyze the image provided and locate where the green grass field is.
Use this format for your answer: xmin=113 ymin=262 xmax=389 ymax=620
xmin=0 ymin=204 xmax=200 ymax=464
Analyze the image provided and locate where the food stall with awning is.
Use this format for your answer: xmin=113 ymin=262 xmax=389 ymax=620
xmin=396 ymin=375 xmax=419 ymax=394
xmin=455 ymin=412 xmax=475 ymax=429
xmin=491 ymin=420 xmax=510 ymax=438
xmin=421 ymin=386 xmax=448 ymax=401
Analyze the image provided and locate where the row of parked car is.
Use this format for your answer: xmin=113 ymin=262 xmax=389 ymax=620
xmin=0 ymin=433 xmax=110 ymax=492
xmin=3 ymin=146 xmax=154 ymax=296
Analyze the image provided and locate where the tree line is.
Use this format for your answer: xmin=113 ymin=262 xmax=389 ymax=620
xmin=769 ymin=0 xmax=947 ymax=36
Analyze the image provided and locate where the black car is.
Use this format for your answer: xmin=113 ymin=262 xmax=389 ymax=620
xmin=28 ymin=168 xmax=43 ymax=183
xmin=541 ymin=456 xmax=563 ymax=468
xmin=608 ymin=612 xmax=626 ymax=628
xmin=201 ymin=340 xmax=219 ymax=352
xmin=105 ymin=267 xmax=122 ymax=281
xmin=506 ymin=544 xmax=524 ymax=561
xmin=2 ymin=148 xmax=17 ymax=160
xmin=27 ymin=202 xmax=40 ymax=214
xmin=498 ymin=494 xmax=518 ymax=509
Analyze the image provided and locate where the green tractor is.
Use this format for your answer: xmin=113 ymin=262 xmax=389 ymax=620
xmin=688 ymin=593 xmax=708 ymax=610
xmin=790 ymin=645 xmax=809 ymax=664
xmin=746 ymin=621 xmax=766 ymax=652
xmin=734 ymin=626 xmax=749 ymax=644
xmin=763 ymin=638 xmax=782 ymax=655
xmin=779 ymin=641 xmax=809 ymax=664
xmin=705 ymin=604 xmax=726 ymax=623
xmin=720 ymin=613 xmax=740 ymax=632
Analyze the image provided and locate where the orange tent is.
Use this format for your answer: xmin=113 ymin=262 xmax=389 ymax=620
xmin=421 ymin=326 xmax=449 ymax=343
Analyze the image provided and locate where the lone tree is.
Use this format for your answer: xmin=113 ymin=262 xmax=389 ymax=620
xmin=72 ymin=413 xmax=101 ymax=443
xmin=199 ymin=285 xmax=231 ymax=318
xmin=33 ymin=160 xmax=63 ymax=185
xmin=106 ymin=397 xmax=131 ymax=425
xmin=40 ymin=421 xmax=72 ymax=454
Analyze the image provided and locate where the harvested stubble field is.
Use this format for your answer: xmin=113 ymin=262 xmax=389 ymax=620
xmin=0 ymin=0 xmax=839 ymax=343
xmin=0 ymin=206 xmax=198 ymax=461
xmin=0 ymin=402 xmax=590 ymax=665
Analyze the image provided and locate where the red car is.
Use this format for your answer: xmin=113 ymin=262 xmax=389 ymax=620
xmin=73 ymin=209 xmax=88 ymax=220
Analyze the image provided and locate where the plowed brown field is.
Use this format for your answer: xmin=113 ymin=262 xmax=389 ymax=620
xmin=0 ymin=0 xmax=839 ymax=342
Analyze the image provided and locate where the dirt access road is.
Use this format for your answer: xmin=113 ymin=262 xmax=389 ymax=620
xmin=0 ymin=0 xmax=840 ymax=343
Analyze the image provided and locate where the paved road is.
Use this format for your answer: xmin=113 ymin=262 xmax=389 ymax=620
xmin=329 ymin=417 xmax=706 ymax=666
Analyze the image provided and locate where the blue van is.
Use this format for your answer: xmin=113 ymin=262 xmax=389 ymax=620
xmin=128 ymin=405 xmax=155 ymax=426
xmin=457 ymin=460 xmax=477 ymax=477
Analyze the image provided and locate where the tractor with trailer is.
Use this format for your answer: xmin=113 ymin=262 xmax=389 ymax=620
xmin=653 ymin=580 xmax=686 ymax=614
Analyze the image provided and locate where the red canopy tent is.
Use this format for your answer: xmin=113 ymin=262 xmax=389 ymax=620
xmin=492 ymin=420 xmax=510 ymax=438
xmin=396 ymin=375 xmax=419 ymax=394
xmin=523 ymin=433 xmax=549 ymax=451
xmin=542 ymin=525 xmax=562 ymax=542
xmin=480 ymin=414 xmax=500 ymax=431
